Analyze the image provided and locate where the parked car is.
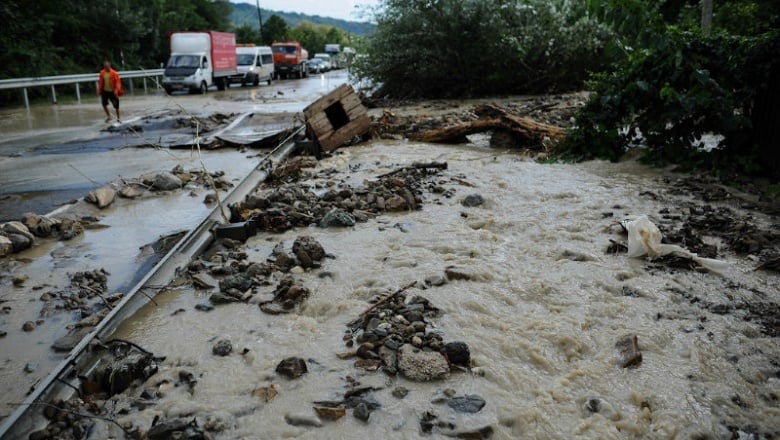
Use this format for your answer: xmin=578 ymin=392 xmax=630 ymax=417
xmin=308 ymin=58 xmax=326 ymax=74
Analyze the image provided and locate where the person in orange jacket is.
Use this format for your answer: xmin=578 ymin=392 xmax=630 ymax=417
xmin=98 ymin=60 xmax=124 ymax=123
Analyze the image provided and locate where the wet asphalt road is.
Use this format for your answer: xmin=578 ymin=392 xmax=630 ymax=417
xmin=0 ymin=71 xmax=350 ymax=221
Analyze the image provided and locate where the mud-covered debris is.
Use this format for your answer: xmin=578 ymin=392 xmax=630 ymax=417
xmin=252 ymin=384 xmax=279 ymax=402
xmin=147 ymin=418 xmax=209 ymax=440
xmin=82 ymin=340 xmax=159 ymax=397
xmin=259 ymin=277 xmax=311 ymax=314
xmin=85 ymin=186 xmax=117 ymax=209
xmin=314 ymin=406 xmax=346 ymax=421
xmin=615 ymin=335 xmax=642 ymax=368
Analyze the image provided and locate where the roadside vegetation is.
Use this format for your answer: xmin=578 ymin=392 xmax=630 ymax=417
xmin=357 ymin=0 xmax=779 ymax=179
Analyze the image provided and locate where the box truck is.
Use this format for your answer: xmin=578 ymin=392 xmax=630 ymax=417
xmin=163 ymin=31 xmax=238 ymax=94
xmin=272 ymin=41 xmax=309 ymax=79
xmin=230 ymin=45 xmax=274 ymax=86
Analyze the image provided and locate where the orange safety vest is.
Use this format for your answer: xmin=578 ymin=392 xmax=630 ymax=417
xmin=98 ymin=68 xmax=124 ymax=96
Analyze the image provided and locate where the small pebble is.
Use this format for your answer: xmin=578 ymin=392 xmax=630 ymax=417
xmin=22 ymin=321 xmax=36 ymax=332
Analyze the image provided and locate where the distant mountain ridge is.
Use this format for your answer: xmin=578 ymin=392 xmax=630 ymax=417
xmin=230 ymin=2 xmax=375 ymax=36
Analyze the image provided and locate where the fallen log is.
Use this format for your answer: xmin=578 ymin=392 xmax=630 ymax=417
xmin=377 ymin=161 xmax=448 ymax=178
xmin=408 ymin=104 xmax=565 ymax=147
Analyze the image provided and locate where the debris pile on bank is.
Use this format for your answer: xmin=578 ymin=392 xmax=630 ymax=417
xmin=230 ymin=161 xmax=450 ymax=232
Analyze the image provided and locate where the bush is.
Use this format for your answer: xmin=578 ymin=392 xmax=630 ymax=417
xmin=557 ymin=28 xmax=780 ymax=177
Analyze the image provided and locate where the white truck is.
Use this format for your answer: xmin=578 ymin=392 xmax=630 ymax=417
xmin=230 ymin=45 xmax=274 ymax=86
xmin=163 ymin=31 xmax=238 ymax=94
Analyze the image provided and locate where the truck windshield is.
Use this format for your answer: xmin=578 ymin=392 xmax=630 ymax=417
xmin=167 ymin=55 xmax=200 ymax=68
xmin=237 ymin=54 xmax=255 ymax=65
xmin=272 ymin=46 xmax=297 ymax=54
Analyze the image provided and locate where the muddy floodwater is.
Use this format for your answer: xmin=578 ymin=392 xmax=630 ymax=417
xmin=102 ymin=139 xmax=779 ymax=439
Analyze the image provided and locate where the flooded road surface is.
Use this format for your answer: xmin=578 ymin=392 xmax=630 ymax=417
xmin=0 ymin=72 xmax=348 ymax=420
xmin=104 ymin=139 xmax=779 ymax=438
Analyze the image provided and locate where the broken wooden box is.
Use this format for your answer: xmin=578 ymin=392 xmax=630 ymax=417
xmin=303 ymin=84 xmax=370 ymax=152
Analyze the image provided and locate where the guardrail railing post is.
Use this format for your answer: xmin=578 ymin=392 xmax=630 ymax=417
xmin=128 ymin=79 xmax=134 ymax=94
xmin=143 ymin=77 xmax=148 ymax=94
xmin=50 ymin=85 xmax=57 ymax=104
xmin=75 ymin=83 xmax=81 ymax=103
xmin=23 ymin=88 xmax=29 ymax=110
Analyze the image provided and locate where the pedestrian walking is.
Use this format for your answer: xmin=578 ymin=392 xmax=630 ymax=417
xmin=98 ymin=60 xmax=124 ymax=123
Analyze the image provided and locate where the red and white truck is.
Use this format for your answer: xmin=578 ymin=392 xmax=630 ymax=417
xmin=163 ymin=31 xmax=238 ymax=94
xmin=272 ymin=41 xmax=309 ymax=79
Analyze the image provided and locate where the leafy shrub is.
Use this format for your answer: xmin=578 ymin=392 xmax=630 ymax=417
xmin=557 ymin=28 xmax=780 ymax=177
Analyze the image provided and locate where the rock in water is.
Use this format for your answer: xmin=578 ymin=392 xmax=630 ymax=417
xmin=353 ymin=402 xmax=371 ymax=422
xmin=319 ymin=209 xmax=356 ymax=228
xmin=461 ymin=194 xmax=484 ymax=207
xmin=284 ymin=412 xmax=322 ymax=427
xmin=276 ymin=357 xmax=308 ymax=379
xmin=212 ymin=339 xmax=233 ymax=356
xmin=448 ymin=395 xmax=486 ymax=413
xmin=152 ymin=171 xmax=183 ymax=191
xmin=0 ymin=236 xmax=14 ymax=257
xmin=219 ymin=274 xmax=252 ymax=292
xmin=6 ymin=233 xmax=32 ymax=253
xmin=85 ymin=186 xmax=117 ymax=209
xmin=314 ymin=407 xmax=346 ymax=421
xmin=2 ymin=221 xmax=34 ymax=241
xmin=118 ymin=185 xmax=144 ymax=199
xmin=615 ymin=335 xmax=642 ymax=368
xmin=397 ymin=344 xmax=450 ymax=381
xmin=443 ymin=341 xmax=471 ymax=367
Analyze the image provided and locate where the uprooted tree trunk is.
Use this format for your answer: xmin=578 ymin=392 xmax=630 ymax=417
xmin=408 ymin=104 xmax=565 ymax=149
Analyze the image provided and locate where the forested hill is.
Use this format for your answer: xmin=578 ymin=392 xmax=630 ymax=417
xmin=230 ymin=2 xmax=375 ymax=36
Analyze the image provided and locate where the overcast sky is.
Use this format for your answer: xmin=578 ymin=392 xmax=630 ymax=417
xmin=235 ymin=0 xmax=380 ymax=22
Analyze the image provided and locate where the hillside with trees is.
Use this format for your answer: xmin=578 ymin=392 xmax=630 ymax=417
xmin=230 ymin=2 xmax=375 ymax=37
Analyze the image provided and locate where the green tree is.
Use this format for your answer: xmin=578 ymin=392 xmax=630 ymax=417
xmin=235 ymin=24 xmax=261 ymax=44
xmin=261 ymin=14 xmax=289 ymax=44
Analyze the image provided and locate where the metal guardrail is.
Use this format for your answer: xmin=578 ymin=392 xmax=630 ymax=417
xmin=0 ymin=69 xmax=165 ymax=110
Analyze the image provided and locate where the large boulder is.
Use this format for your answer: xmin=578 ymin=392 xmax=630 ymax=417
xmin=6 ymin=233 xmax=32 ymax=253
xmin=21 ymin=213 xmax=60 ymax=237
xmin=2 ymin=221 xmax=34 ymax=241
xmin=85 ymin=186 xmax=117 ymax=209
xmin=0 ymin=235 xmax=13 ymax=257
xmin=397 ymin=344 xmax=450 ymax=381
xmin=152 ymin=172 xmax=183 ymax=191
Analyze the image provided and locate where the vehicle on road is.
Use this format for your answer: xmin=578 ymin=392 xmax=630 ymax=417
xmin=230 ymin=45 xmax=274 ymax=86
xmin=163 ymin=31 xmax=238 ymax=94
xmin=272 ymin=41 xmax=309 ymax=79
xmin=308 ymin=58 xmax=326 ymax=74
xmin=312 ymin=53 xmax=332 ymax=72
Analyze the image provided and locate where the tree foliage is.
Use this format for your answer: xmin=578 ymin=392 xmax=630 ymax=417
xmin=558 ymin=0 xmax=780 ymax=178
xmin=357 ymin=0 xmax=612 ymax=98
xmin=262 ymin=14 xmax=290 ymax=44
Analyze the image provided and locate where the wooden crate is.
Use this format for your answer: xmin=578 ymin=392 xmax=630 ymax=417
xmin=303 ymin=84 xmax=370 ymax=152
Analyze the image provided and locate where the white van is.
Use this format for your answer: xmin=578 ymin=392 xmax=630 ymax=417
xmin=231 ymin=45 xmax=274 ymax=86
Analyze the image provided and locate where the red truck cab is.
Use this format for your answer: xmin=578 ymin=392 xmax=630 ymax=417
xmin=271 ymin=41 xmax=309 ymax=79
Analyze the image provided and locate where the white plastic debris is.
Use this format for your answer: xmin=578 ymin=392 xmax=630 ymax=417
xmin=624 ymin=215 xmax=728 ymax=273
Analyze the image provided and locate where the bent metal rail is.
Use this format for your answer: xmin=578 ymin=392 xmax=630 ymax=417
xmin=0 ymin=126 xmax=304 ymax=439
xmin=0 ymin=69 xmax=165 ymax=110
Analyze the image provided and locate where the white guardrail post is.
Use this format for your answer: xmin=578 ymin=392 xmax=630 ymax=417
xmin=0 ymin=69 xmax=165 ymax=110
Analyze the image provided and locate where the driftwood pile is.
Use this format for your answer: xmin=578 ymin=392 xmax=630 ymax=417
xmin=408 ymin=104 xmax=565 ymax=150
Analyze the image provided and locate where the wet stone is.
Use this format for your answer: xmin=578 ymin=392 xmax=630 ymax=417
xmin=398 ymin=344 xmax=450 ymax=381
xmin=12 ymin=274 xmax=28 ymax=286
xmin=85 ymin=186 xmax=116 ymax=209
xmin=219 ymin=274 xmax=252 ymax=293
xmin=284 ymin=412 xmax=322 ymax=427
xmin=353 ymin=402 xmax=371 ymax=422
xmin=22 ymin=321 xmax=36 ymax=332
xmin=319 ymin=209 xmax=356 ymax=228
xmin=151 ymin=171 xmax=183 ymax=191
xmin=314 ymin=406 xmax=346 ymax=421
xmin=209 ymin=293 xmax=240 ymax=305
xmin=212 ymin=339 xmax=233 ymax=356
xmin=461 ymin=193 xmax=484 ymax=207
xmin=195 ymin=303 xmax=214 ymax=312
xmin=276 ymin=357 xmax=308 ymax=379
xmin=392 ymin=387 xmax=409 ymax=399
xmin=448 ymin=394 xmax=486 ymax=413
xmin=7 ymin=233 xmax=32 ymax=253
xmin=443 ymin=341 xmax=471 ymax=367
xmin=0 ymin=236 xmax=13 ymax=257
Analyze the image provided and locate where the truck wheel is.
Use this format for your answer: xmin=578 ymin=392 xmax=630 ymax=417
xmin=267 ymin=76 xmax=272 ymax=85
xmin=199 ymin=82 xmax=207 ymax=94
xmin=216 ymin=78 xmax=225 ymax=91
xmin=253 ymin=76 xmax=259 ymax=86
xmin=298 ymin=68 xmax=303 ymax=79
